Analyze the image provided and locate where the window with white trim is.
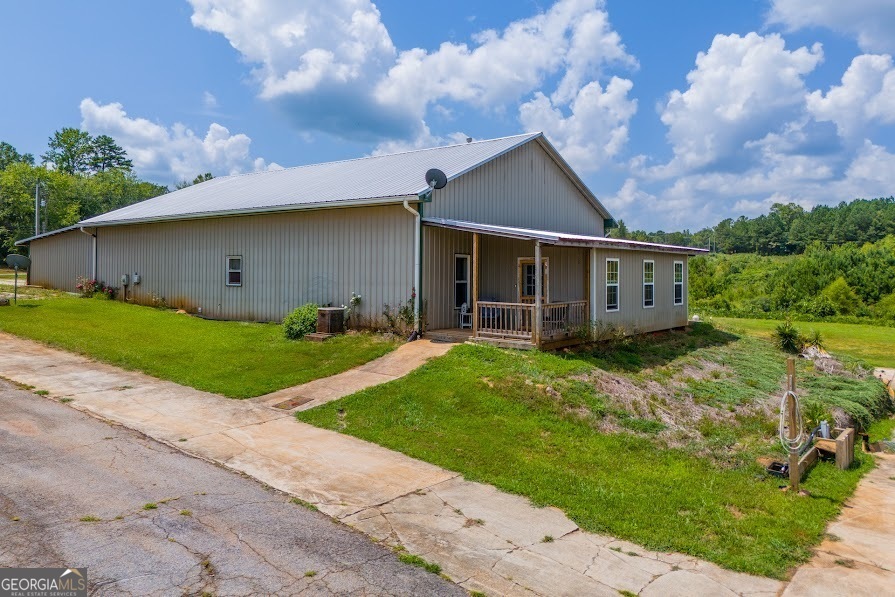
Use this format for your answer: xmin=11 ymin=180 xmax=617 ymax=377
xmin=606 ymin=258 xmax=619 ymax=312
xmin=643 ymin=260 xmax=654 ymax=308
xmin=674 ymin=261 xmax=684 ymax=305
xmin=226 ymin=255 xmax=242 ymax=287
xmin=454 ymin=254 xmax=470 ymax=309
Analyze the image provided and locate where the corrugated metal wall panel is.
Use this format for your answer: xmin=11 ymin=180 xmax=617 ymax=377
xmin=426 ymin=142 xmax=605 ymax=236
xmin=27 ymin=230 xmax=92 ymax=292
xmin=592 ymin=249 xmax=688 ymax=333
xmin=94 ymin=205 xmax=414 ymax=323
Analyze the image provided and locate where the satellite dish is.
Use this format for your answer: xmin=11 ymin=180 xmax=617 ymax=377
xmin=5 ymin=254 xmax=30 ymax=270
xmin=425 ymin=168 xmax=447 ymax=190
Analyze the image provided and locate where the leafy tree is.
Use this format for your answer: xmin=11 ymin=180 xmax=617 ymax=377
xmin=874 ymin=293 xmax=895 ymax=321
xmin=42 ymin=128 xmax=93 ymax=175
xmin=0 ymin=142 xmax=35 ymax=170
xmin=88 ymin=135 xmax=132 ymax=172
xmin=612 ymin=219 xmax=629 ymax=238
xmin=0 ymin=160 xmax=166 ymax=254
xmin=820 ymin=277 xmax=862 ymax=315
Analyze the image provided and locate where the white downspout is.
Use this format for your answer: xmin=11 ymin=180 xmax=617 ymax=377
xmin=79 ymin=227 xmax=97 ymax=281
xmin=403 ymin=200 xmax=421 ymax=333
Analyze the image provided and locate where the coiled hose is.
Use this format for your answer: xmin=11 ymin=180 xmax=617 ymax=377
xmin=779 ymin=390 xmax=809 ymax=452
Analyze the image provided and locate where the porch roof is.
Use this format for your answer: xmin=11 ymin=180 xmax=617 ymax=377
xmin=422 ymin=218 xmax=708 ymax=255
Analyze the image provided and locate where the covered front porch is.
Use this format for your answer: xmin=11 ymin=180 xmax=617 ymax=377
xmin=428 ymin=298 xmax=588 ymax=349
xmin=423 ymin=218 xmax=594 ymax=349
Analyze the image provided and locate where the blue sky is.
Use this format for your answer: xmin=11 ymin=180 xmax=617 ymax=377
xmin=2 ymin=0 xmax=894 ymax=230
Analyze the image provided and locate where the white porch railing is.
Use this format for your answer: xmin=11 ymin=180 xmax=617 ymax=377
xmin=475 ymin=300 xmax=588 ymax=344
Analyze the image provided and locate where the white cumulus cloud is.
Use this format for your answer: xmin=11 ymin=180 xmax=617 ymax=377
xmin=187 ymin=0 xmax=637 ymax=158
xmin=80 ymin=98 xmax=275 ymax=184
xmin=807 ymin=53 xmax=895 ymax=139
xmin=654 ymin=32 xmax=823 ymax=177
xmin=767 ymin=0 xmax=895 ymax=53
xmin=518 ymin=77 xmax=637 ymax=173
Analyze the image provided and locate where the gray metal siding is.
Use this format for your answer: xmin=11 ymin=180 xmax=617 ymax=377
xmin=593 ymin=250 xmax=688 ymax=333
xmin=426 ymin=141 xmax=605 ymax=236
xmin=95 ymin=205 xmax=414 ymax=323
xmin=27 ymin=229 xmax=92 ymax=292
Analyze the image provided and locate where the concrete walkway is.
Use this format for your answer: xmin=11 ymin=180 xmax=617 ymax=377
xmin=3 ymin=330 xmax=876 ymax=596
xmin=254 ymin=339 xmax=452 ymax=411
xmin=875 ymin=368 xmax=895 ymax=399
xmin=783 ymin=453 xmax=895 ymax=595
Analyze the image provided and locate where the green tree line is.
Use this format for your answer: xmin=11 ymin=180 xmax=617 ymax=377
xmin=0 ymin=129 xmax=168 ymax=254
xmin=689 ymin=235 xmax=895 ymax=324
xmin=615 ymin=198 xmax=895 ymax=255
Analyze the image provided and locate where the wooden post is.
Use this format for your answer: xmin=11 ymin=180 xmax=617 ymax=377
xmin=786 ymin=358 xmax=800 ymax=492
xmin=583 ymin=248 xmax=590 ymax=336
xmin=472 ymin=233 xmax=479 ymax=338
xmin=534 ymin=241 xmax=542 ymax=346
xmin=589 ymin=248 xmax=597 ymax=340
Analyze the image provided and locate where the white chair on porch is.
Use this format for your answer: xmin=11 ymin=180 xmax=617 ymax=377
xmin=459 ymin=302 xmax=472 ymax=329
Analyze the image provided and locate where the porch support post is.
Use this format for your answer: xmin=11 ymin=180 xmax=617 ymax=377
xmin=589 ymin=248 xmax=598 ymax=340
xmin=472 ymin=233 xmax=479 ymax=338
xmin=534 ymin=240 xmax=542 ymax=346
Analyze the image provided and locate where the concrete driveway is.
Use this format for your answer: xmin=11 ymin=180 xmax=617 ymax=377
xmin=0 ymin=380 xmax=462 ymax=596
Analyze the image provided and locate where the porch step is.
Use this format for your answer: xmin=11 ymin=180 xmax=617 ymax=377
xmin=426 ymin=329 xmax=473 ymax=343
xmin=472 ymin=337 xmax=536 ymax=350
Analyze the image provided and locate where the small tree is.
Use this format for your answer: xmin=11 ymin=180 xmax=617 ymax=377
xmin=88 ymin=135 xmax=133 ymax=173
xmin=0 ymin=141 xmax=34 ymax=170
xmin=820 ymin=277 xmax=861 ymax=315
xmin=42 ymin=128 xmax=93 ymax=175
xmin=175 ymin=172 xmax=214 ymax=190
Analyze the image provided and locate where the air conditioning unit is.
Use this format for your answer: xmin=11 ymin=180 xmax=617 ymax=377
xmin=317 ymin=307 xmax=345 ymax=335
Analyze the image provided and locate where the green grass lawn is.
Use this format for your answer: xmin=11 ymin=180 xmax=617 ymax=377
xmin=298 ymin=325 xmax=891 ymax=578
xmin=0 ymin=296 xmax=397 ymax=398
xmin=712 ymin=317 xmax=895 ymax=369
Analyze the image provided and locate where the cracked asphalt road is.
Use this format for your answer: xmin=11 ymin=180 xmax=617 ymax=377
xmin=0 ymin=380 xmax=463 ymax=596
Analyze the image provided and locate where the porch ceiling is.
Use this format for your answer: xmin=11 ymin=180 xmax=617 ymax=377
xmin=422 ymin=217 xmax=707 ymax=255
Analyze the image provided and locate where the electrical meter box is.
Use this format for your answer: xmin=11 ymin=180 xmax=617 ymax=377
xmin=133 ymin=273 xmax=141 ymax=285
xmin=120 ymin=273 xmax=130 ymax=287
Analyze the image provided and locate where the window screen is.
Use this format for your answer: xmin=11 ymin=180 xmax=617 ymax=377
xmin=226 ymin=256 xmax=242 ymax=287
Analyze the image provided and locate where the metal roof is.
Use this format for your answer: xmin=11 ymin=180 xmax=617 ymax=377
xmin=78 ymin=132 xmax=554 ymax=227
xmin=15 ymin=225 xmax=84 ymax=246
xmin=422 ymin=218 xmax=708 ymax=255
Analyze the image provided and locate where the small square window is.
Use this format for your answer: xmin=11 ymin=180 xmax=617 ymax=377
xmin=226 ymin=255 xmax=242 ymax=287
